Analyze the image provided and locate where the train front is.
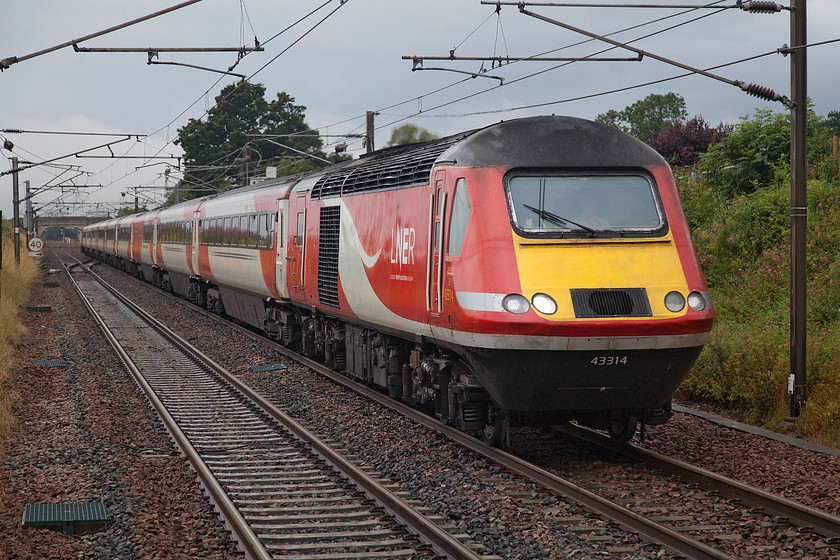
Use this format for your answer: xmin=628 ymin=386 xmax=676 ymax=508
xmin=437 ymin=116 xmax=714 ymax=438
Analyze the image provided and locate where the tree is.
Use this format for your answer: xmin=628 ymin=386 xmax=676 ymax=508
xmin=116 ymin=205 xmax=148 ymax=217
xmin=649 ymin=117 xmax=731 ymax=167
xmin=385 ymin=124 xmax=438 ymax=147
xmin=699 ymin=106 xmax=834 ymax=198
xmin=172 ymin=82 xmax=328 ymax=203
xmin=595 ymin=92 xmax=688 ymax=144
xmin=826 ymin=110 xmax=840 ymax=137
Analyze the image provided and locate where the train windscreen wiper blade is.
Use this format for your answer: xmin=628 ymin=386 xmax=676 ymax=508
xmin=523 ymin=204 xmax=595 ymax=235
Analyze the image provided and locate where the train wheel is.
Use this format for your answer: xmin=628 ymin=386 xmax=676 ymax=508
xmin=482 ymin=408 xmax=510 ymax=448
xmin=607 ymin=414 xmax=637 ymax=442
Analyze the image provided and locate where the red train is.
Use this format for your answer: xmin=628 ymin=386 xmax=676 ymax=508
xmin=82 ymin=115 xmax=714 ymax=445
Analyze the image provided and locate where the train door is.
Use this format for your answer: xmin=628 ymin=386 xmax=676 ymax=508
xmin=152 ymin=218 xmax=161 ymax=268
xmin=275 ymin=199 xmax=289 ymax=297
xmin=191 ymin=212 xmax=200 ymax=276
xmin=288 ymin=192 xmax=307 ymax=292
xmin=427 ymin=170 xmax=447 ymax=317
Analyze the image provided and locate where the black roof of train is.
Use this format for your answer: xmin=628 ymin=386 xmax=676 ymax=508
xmin=308 ymin=115 xmax=666 ymax=199
xmin=439 ymin=115 xmax=666 ymax=168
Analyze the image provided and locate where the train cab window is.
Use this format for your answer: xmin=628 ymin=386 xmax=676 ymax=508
xmin=507 ymin=174 xmax=665 ymax=238
xmin=448 ymin=178 xmax=471 ymax=256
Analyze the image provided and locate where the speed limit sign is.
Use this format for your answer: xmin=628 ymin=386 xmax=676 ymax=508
xmin=27 ymin=237 xmax=44 ymax=253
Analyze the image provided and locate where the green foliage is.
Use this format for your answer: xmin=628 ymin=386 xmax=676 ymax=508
xmin=699 ymin=108 xmax=789 ymax=198
xmin=699 ymin=106 xmax=836 ymax=199
xmin=595 ymin=92 xmax=687 ymax=144
xmin=676 ymin=167 xmax=840 ymax=443
xmin=385 ymin=124 xmax=438 ymax=147
xmin=173 ymin=83 xmax=327 ymax=204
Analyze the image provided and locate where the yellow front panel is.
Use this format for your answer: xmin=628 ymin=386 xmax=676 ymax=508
xmin=512 ymin=232 xmax=688 ymax=320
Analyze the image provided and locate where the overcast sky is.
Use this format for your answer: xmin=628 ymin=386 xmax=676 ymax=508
xmin=1 ymin=0 xmax=838 ymax=219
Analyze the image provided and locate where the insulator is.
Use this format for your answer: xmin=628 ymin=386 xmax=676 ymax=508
xmin=741 ymin=1 xmax=783 ymax=13
xmin=742 ymin=82 xmax=781 ymax=102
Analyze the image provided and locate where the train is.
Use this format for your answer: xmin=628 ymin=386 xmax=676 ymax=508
xmin=81 ymin=115 xmax=714 ymax=446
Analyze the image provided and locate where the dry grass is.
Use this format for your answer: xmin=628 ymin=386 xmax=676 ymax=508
xmin=0 ymin=235 xmax=41 ymax=461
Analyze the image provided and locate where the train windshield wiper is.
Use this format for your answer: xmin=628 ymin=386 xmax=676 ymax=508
xmin=523 ymin=204 xmax=595 ymax=236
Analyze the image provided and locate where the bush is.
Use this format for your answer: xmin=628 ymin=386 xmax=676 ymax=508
xmin=676 ymin=166 xmax=840 ymax=443
xmin=650 ymin=117 xmax=731 ymax=167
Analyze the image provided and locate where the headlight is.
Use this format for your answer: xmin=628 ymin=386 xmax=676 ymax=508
xmin=502 ymin=294 xmax=530 ymax=314
xmin=687 ymin=291 xmax=707 ymax=311
xmin=531 ymin=293 xmax=557 ymax=315
xmin=664 ymin=291 xmax=685 ymax=312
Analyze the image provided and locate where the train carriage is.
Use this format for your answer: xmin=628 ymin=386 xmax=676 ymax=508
xmin=152 ymin=201 xmax=201 ymax=298
xmin=193 ymin=183 xmax=292 ymax=322
xmin=134 ymin=210 xmax=161 ymax=283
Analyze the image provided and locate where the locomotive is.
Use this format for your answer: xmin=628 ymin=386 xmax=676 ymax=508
xmin=82 ymin=115 xmax=714 ymax=446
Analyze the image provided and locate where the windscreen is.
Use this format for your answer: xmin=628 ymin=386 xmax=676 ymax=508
xmin=507 ymin=174 xmax=665 ymax=237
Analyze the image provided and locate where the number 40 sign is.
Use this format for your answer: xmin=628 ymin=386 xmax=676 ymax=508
xmin=27 ymin=237 xmax=44 ymax=254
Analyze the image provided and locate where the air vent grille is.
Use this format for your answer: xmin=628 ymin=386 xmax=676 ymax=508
xmin=570 ymin=288 xmax=652 ymax=318
xmin=317 ymin=206 xmax=341 ymax=308
xmin=311 ymin=134 xmax=466 ymax=199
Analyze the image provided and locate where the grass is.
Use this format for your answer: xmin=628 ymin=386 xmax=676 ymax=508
xmin=0 ymin=225 xmax=41 ymax=468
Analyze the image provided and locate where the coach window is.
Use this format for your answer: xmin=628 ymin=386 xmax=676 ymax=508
xmin=236 ymin=216 xmax=245 ymax=246
xmin=296 ymin=212 xmax=305 ymax=246
xmin=222 ymin=217 xmax=231 ymax=245
xmin=256 ymin=214 xmax=267 ymax=248
xmin=248 ymin=214 xmax=258 ymax=247
xmin=448 ymin=178 xmax=470 ymax=256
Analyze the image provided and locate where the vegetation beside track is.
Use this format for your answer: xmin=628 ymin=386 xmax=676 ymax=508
xmin=675 ymin=112 xmax=840 ymax=445
xmin=0 ymin=225 xmax=40 ymax=468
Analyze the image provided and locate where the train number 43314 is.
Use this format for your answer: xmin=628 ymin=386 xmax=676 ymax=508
xmin=591 ymin=356 xmax=628 ymax=366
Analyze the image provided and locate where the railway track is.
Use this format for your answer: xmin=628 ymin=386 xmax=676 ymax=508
xmin=60 ymin=253 xmax=484 ymax=560
xmin=556 ymin=422 xmax=840 ymax=543
xmin=70 ymin=251 xmax=840 ymax=559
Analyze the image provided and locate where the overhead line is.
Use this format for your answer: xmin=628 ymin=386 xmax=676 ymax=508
xmin=366 ymin=1 xmax=732 ymax=132
xmin=517 ymin=5 xmax=791 ymax=106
